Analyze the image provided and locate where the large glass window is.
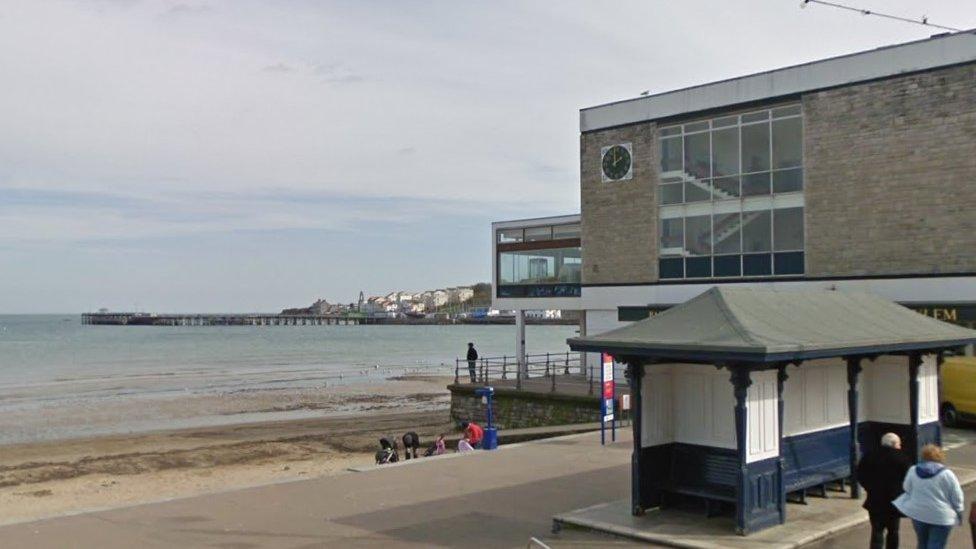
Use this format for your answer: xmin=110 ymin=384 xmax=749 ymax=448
xmin=660 ymin=218 xmax=683 ymax=255
xmin=685 ymin=215 xmax=711 ymax=256
xmin=552 ymin=223 xmax=581 ymax=239
xmin=495 ymin=221 xmax=582 ymax=296
xmin=524 ymin=226 xmax=552 ymax=242
xmin=499 ymin=248 xmax=582 ymax=285
xmin=658 ymin=105 xmax=802 ymax=205
xmin=497 ymin=229 xmax=523 ymax=243
xmin=712 ymin=127 xmax=739 ymax=179
xmin=657 ymin=104 xmax=804 ymax=279
xmin=661 ymin=137 xmax=682 ymax=173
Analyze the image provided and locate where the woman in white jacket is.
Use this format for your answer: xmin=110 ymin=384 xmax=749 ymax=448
xmin=893 ymin=444 xmax=964 ymax=549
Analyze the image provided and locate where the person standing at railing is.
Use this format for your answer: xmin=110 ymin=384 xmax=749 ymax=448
xmin=466 ymin=342 xmax=478 ymax=383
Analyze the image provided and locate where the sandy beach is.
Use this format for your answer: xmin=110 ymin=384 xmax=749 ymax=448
xmin=0 ymin=375 xmax=456 ymax=526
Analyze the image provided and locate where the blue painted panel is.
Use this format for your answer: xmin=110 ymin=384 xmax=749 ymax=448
xmin=782 ymin=426 xmax=850 ymax=492
xmin=918 ymin=421 xmax=941 ymax=449
xmin=638 ymin=445 xmax=671 ymax=508
xmin=744 ymin=457 xmax=782 ymax=532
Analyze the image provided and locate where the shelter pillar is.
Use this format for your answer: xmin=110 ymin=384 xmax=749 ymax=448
xmin=846 ymin=357 xmax=862 ymax=499
xmin=776 ymin=364 xmax=788 ymax=524
xmin=515 ymin=310 xmax=527 ymax=379
xmin=908 ymin=353 xmax=922 ymax=461
xmin=626 ymin=359 xmax=645 ymax=516
xmin=578 ymin=310 xmax=587 ymax=375
xmin=730 ymin=367 xmax=752 ymax=535
xmin=936 ymin=353 xmax=944 ymax=446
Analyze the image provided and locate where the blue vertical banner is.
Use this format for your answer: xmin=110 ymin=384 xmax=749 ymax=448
xmin=601 ymin=353 xmax=615 ymax=444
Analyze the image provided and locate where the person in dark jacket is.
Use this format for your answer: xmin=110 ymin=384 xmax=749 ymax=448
xmin=466 ymin=342 xmax=478 ymax=383
xmin=857 ymin=432 xmax=912 ymax=549
xmin=401 ymin=431 xmax=420 ymax=460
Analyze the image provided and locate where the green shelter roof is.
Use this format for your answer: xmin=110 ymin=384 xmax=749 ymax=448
xmin=568 ymin=287 xmax=976 ymax=363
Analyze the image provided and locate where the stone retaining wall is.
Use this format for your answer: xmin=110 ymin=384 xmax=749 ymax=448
xmin=448 ymin=385 xmax=601 ymax=429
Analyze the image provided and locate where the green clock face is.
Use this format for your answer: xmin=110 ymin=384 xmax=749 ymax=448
xmin=602 ymin=144 xmax=632 ymax=181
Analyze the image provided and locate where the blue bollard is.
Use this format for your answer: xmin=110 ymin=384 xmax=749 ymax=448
xmin=475 ymin=386 xmax=498 ymax=450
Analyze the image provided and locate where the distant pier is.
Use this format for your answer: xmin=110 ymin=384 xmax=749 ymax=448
xmin=81 ymin=312 xmax=372 ymax=326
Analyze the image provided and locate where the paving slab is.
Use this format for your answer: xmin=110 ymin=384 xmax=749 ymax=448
xmin=553 ymin=467 xmax=976 ymax=549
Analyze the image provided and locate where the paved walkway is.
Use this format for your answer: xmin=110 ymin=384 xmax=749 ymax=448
xmin=5 ymin=427 xmax=976 ymax=548
xmin=554 ymin=467 xmax=976 ymax=548
xmin=0 ymin=431 xmax=632 ymax=548
xmin=810 ymin=436 xmax=976 ymax=548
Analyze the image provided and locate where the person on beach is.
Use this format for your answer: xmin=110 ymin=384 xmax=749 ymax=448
xmin=893 ymin=444 xmax=964 ymax=549
xmin=401 ymin=431 xmax=420 ymax=460
xmin=857 ymin=432 xmax=912 ymax=549
xmin=460 ymin=421 xmax=483 ymax=449
xmin=424 ymin=433 xmax=447 ymax=457
xmin=466 ymin=342 xmax=478 ymax=383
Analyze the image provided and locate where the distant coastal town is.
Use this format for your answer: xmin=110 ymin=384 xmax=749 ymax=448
xmin=283 ymin=283 xmax=564 ymax=320
xmin=84 ymin=282 xmax=574 ymax=326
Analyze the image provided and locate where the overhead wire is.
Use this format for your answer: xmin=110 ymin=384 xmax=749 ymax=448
xmin=800 ymin=0 xmax=963 ymax=33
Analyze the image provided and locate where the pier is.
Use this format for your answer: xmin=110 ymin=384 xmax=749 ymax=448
xmin=80 ymin=312 xmax=372 ymax=326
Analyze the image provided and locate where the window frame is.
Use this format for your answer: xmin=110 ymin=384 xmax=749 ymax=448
xmin=656 ymin=104 xmax=805 ymax=281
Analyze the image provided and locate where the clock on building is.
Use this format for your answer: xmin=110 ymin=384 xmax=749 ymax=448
xmin=601 ymin=143 xmax=633 ymax=182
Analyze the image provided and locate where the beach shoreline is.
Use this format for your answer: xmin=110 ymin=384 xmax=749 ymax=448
xmin=0 ymin=376 xmax=456 ymax=526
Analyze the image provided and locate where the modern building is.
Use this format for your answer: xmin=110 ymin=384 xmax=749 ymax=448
xmin=492 ymin=214 xmax=583 ymax=375
xmin=489 ymin=30 xmax=976 ymax=537
xmin=493 ymin=31 xmax=976 ymax=374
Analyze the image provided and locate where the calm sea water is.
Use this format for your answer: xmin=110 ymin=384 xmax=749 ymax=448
xmin=0 ymin=315 xmax=576 ymax=406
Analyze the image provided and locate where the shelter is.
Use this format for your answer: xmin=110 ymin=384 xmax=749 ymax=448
xmin=568 ymin=287 xmax=976 ymax=535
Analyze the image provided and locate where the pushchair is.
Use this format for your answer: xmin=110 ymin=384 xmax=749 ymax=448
xmin=374 ymin=437 xmax=399 ymax=465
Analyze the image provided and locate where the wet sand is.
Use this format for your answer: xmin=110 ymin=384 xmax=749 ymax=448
xmin=0 ymin=376 xmax=455 ymax=526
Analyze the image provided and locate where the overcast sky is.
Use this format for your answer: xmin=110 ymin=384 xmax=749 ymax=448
xmin=1 ymin=1 xmax=973 ymax=313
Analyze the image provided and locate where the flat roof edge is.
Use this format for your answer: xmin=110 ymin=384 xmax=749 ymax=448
xmin=491 ymin=213 xmax=580 ymax=229
xmin=580 ymin=30 xmax=976 ymax=133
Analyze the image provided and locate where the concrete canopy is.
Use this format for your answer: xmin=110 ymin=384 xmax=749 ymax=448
xmin=568 ymin=287 xmax=976 ymax=363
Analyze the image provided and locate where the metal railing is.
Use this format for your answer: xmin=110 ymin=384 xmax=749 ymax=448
xmin=454 ymin=352 xmax=627 ymax=395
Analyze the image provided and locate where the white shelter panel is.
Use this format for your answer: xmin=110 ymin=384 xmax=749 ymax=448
xmin=641 ymin=367 xmax=674 ymax=447
xmin=671 ymin=364 xmax=736 ymax=449
xmin=747 ymin=369 xmax=779 ymax=463
xmin=919 ymin=354 xmax=939 ymax=424
xmin=864 ymin=356 xmax=910 ymax=424
xmin=783 ymin=359 xmax=850 ymax=437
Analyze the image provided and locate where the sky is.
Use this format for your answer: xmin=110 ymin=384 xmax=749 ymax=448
xmin=1 ymin=1 xmax=974 ymax=313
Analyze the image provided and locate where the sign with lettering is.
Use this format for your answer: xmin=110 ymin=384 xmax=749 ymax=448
xmin=601 ymin=353 xmax=614 ymax=423
xmin=621 ymin=303 xmax=976 ymax=329
xmin=907 ymin=304 xmax=976 ymax=328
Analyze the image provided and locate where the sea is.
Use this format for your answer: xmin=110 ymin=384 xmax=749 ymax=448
xmin=0 ymin=315 xmax=576 ymax=444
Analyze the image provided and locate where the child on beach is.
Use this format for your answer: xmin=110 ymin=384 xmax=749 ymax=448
xmin=424 ymin=434 xmax=447 ymax=457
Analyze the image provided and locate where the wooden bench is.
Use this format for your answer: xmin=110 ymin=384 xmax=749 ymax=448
xmin=667 ymin=448 xmax=738 ymax=517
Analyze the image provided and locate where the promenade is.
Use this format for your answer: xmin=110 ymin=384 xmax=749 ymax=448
xmin=0 ymin=431 xmax=632 ymax=548
xmin=4 ymin=428 xmax=976 ymax=548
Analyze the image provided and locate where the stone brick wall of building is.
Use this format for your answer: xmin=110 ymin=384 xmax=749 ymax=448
xmin=804 ymin=63 xmax=976 ymax=277
xmin=580 ymin=124 xmax=658 ymax=284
